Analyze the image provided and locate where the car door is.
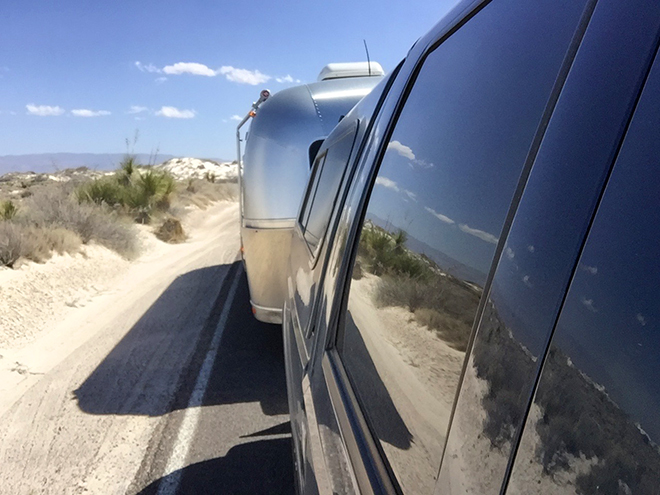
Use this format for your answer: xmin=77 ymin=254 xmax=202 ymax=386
xmin=503 ymin=38 xmax=660 ymax=495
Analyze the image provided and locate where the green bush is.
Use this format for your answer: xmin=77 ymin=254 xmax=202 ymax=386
xmin=76 ymin=165 xmax=176 ymax=224
xmin=1 ymin=200 xmax=18 ymax=220
xmin=75 ymin=177 xmax=123 ymax=206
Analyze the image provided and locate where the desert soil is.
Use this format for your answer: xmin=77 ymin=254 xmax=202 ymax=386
xmin=0 ymin=201 xmax=241 ymax=494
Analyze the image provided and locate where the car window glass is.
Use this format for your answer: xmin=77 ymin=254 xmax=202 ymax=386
xmin=299 ymin=151 xmax=327 ymax=231
xmin=335 ymin=0 xmax=590 ymax=492
xmin=303 ymin=123 xmax=359 ymax=253
xmin=507 ymin=54 xmax=660 ymax=495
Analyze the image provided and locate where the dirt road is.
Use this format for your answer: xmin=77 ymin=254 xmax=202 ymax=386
xmin=0 ymin=202 xmax=294 ymax=494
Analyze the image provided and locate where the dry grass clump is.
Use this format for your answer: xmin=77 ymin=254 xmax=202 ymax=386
xmin=176 ymin=179 xmax=237 ymax=210
xmin=23 ymin=187 xmax=138 ymax=258
xmin=0 ymin=185 xmax=138 ymax=268
xmin=0 ymin=223 xmax=81 ymax=268
xmin=155 ymin=217 xmax=186 ymax=243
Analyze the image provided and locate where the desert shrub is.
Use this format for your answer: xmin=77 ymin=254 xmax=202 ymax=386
xmin=155 ymin=217 xmax=186 ymax=243
xmin=174 ymin=179 xmax=238 ymax=210
xmin=0 ymin=222 xmax=35 ymax=267
xmin=1 ymin=200 xmax=18 ymax=220
xmin=76 ymin=177 xmax=124 ymax=206
xmin=204 ymin=171 xmax=216 ymax=183
xmin=41 ymin=227 xmax=82 ymax=255
xmin=118 ymin=155 xmax=137 ymax=186
xmin=414 ymin=307 xmax=470 ymax=351
xmin=22 ymin=188 xmax=138 ymax=258
xmin=76 ymin=165 xmax=176 ymax=224
xmin=0 ymin=223 xmax=80 ymax=267
xmin=375 ymin=275 xmax=430 ymax=312
xmin=359 ymin=224 xmax=431 ymax=280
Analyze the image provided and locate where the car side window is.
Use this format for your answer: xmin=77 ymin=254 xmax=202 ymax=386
xmin=299 ymin=151 xmax=327 ymax=233
xmin=300 ymin=123 xmax=359 ymax=255
xmin=334 ymin=0 xmax=590 ymax=492
xmin=506 ymin=54 xmax=660 ymax=495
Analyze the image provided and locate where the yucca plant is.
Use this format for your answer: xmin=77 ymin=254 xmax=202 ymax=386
xmin=0 ymin=200 xmax=18 ymax=221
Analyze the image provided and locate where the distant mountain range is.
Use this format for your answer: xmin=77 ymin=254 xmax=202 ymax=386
xmin=0 ymin=153 xmax=229 ymax=175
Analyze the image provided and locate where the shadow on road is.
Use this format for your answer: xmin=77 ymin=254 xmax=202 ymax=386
xmin=136 ymin=437 xmax=294 ymax=495
xmin=74 ymin=262 xmax=288 ymax=417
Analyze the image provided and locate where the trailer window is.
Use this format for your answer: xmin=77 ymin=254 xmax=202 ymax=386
xmin=309 ymin=140 xmax=324 ymax=168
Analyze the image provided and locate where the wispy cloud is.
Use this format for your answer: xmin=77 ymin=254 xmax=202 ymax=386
xmin=424 ymin=206 xmax=454 ymax=225
xmin=275 ymin=74 xmax=301 ymax=84
xmin=230 ymin=115 xmax=242 ymax=121
xmin=128 ymin=105 xmax=149 ymax=114
xmin=458 ymin=223 xmax=498 ymax=244
xmin=135 ymin=61 xmax=162 ymax=73
xmin=505 ymin=247 xmax=515 ymax=260
xmin=163 ymin=62 xmax=216 ymax=77
xmin=580 ymin=264 xmax=598 ymax=275
xmin=404 ymin=190 xmax=417 ymax=202
xmin=71 ymin=109 xmax=111 ymax=117
xmin=26 ymin=104 xmax=64 ymax=116
xmin=581 ymin=297 xmax=598 ymax=313
xmin=527 ymin=245 xmax=535 ymax=253
xmin=155 ymin=77 xmax=167 ymax=84
xmin=522 ymin=274 xmax=533 ymax=288
xmin=156 ymin=106 xmax=196 ymax=119
xmin=637 ymin=313 xmax=647 ymax=326
xmin=375 ymin=176 xmax=399 ymax=192
xmin=218 ymin=66 xmax=270 ymax=85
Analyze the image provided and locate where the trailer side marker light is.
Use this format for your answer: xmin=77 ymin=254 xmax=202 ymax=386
xmin=249 ymin=111 xmax=256 ymax=117
xmin=252 ymin=306 xmax=257 ymax=314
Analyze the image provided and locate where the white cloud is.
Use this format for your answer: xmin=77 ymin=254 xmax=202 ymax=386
xmin=155 ymin=77 xmax=167 ymax=84
xmin=404 ymin=190 xmax=417 ymax=202
xmin=276 ymin=74 xmax=301 ymax=84
xmin=163 ymin=62 xmax=216 ymax=77
xmin=386 ymin=140 xmax=434 ymax=168
xmin=218 ymin=66 xmax=270 ymax=85
xmin=128 ymin=105 xmax=148 ymax=114
xmin=459 ymin=223 xmax=498 ymax=244
xmin=424 ymin=206 xmax=455 ymax=225
xmin=527 ymin=245 xmax=535 ymax=253
xmin=230 ymin=115 xmax=242 ymax=121
xmin=581 ymin=297 xmax=598 ymax=313
xmin=135 ymin=61 xmax=162 ymax=73
xmin=71 ymin=109 xmax=111 ymax=117
xmin=26 ymin=104 xmax=64 ymax=116
xmin=505 ymin=247 xmax=515 ymax=260
xmin=581 ymin=264 xmax=598 ymax=275
xmin=522 ymin=274 xmax=533 ymax=288
xmin=375 ymin=176 xmax=399 ymax=192
xmin=387 ymin=140 xmax=415 ymax=160
xmin=156 ymin=106 xmax=196 ymax=119
xmin=637 ymin=313 xmax=647 ymax=326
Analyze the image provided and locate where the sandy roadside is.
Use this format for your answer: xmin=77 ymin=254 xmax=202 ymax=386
xmin=0 ymin=200 xmax=241 ymax=494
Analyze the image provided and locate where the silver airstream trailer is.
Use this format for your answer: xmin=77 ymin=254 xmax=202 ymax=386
xmin=236 ymin=62 xmax=384 ymax=323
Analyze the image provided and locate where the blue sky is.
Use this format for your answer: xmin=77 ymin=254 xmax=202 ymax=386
xmin=0 ymin=0 xmax=458 ymax=160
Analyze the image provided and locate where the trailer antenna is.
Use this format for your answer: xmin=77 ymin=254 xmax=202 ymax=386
xmin=363 ymin=39 xmax=372 ymax=76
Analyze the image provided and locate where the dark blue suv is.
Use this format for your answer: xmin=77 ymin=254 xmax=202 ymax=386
xmin=283 ymin=0 xmax=660 ymax=493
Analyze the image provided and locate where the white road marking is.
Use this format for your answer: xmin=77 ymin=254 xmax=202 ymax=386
xmin=156 ymin=269 xmax=242 ymax=495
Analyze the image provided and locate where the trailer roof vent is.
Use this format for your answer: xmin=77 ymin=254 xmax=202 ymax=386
xmin=317 ymin=62 xmax=384 ymax=81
